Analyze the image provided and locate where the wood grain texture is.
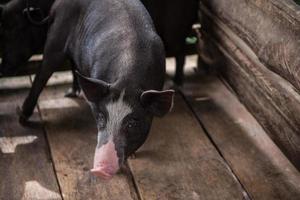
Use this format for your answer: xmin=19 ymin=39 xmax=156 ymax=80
xmin=201 ymin=0 xmax=300 ymax=93
xmin=181 ymin=75 xmax=300 ymax=200
xmin=0 ymin=55 xmax=71 ymax=77
xmin=128 ymin=94 xmax=248 ymax=200
xmin=0 ymin=77 xmax=62 ymax=200
xmin=198 ymin=7 xmax=300 ymax=169
xmin=37 ymin=77 xmax=138 ymax=200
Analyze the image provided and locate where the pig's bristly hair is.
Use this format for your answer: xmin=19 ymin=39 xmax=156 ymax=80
xmin=104 ymin=90 xmax=132 ymax=137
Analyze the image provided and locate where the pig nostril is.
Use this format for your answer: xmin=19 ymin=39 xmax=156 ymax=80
xmin=96 ymin=162 xmax=105 ymax=168
xmin=94 ymin=164 xmax=115 ymax=174
xmin=97 ymin=161 xmax=111 ymax=167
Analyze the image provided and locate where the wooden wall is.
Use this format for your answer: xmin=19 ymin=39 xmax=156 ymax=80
xmin=197 ymin=0 xmax=300 ymax=169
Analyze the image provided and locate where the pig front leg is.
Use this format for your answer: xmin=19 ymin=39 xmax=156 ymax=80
xmin=18 ymin=52 xmax=66 ymax=124
xmin=18 ymin=65 xmax=53 ymax=124
xmin=65 ymin=69 xmax=81 ymax=98
xmin=18 ymin=18 xmax=69 ymax=125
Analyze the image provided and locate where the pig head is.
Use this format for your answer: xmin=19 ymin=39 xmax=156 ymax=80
xmin=76 ymin=72 xmax=174 ymax=180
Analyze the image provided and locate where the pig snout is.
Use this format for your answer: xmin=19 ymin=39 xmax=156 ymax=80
xmin=91 ymin=140 xmax=120 ymax=180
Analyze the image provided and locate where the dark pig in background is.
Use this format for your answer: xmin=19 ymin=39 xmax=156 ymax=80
xmin=141 ymin=0 xmax=199 ymax=85
xmin=0 ymin=0 xmax=80 ymax=96
xmin=18 ymin=0 xmax=174 ymax=180
xmin=0 ymin=0 xmax=53 ymax=75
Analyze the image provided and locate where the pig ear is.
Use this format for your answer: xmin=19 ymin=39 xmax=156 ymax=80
xmin=22 ymin=7 xmax=40 ymax=15
xmin=76 ymin=71 xmax=110 ymax=102
xmin=140 ymin=90 xmax=175 ymax=117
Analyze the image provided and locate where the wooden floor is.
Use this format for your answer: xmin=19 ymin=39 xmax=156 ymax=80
xmin=1 ymin=56 xmax=300 ymax=200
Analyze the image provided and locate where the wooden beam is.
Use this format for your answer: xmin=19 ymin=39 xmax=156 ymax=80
xmin=200 ymin=0 xmax=300 ymax=94
xmin=0 ymin=55 xmax=71 ymax=77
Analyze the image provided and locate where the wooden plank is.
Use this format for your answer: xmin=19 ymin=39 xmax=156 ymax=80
xmin=128 ymin=94 xmax=249 ymax=200
xmin=198 ymin=9 xmax=300 ymax=168
xmin=181 ymin=75 xmax=300 ymax=199
xmin=0 ymin=77 xmax=62 ymax=200
xmin=200 ymin=0 xmax=300 ymax=93
xmin=0 ymin=55 xmax=71 ymax=77
xmin=37 ymin=74 xmax=138 ymax=200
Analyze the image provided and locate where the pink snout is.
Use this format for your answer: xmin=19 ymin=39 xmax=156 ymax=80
xmin=91 ymin=140 xmax=120 ymax=180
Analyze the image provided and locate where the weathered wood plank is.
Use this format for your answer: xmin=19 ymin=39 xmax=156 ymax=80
xmin=37 ymin=74 xmax=138 ymax=200
xmin=199 ymin=7 xmax=300 ymax=169
xmin=201 ymin=0 xmax=300 ymax=93
xmin=0 ymin=77 xmax=62 ymax=200
xmin=128 ymin=94 xmax=249 ymax=200
xmin=0 ymin=55 xmax=71 ymax=77
xmin=181 ymin=75 xmax=300 ymax=199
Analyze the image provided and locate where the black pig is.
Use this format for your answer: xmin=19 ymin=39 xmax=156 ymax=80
xmin=0 ymin=0 xmax=80 ymax=96
xmin=0 ymin=0 xmax=53 ymax=75
xmin=18 ymin=0 xmax=174 ymax=180
xmin=141 ymin=0 xmax=198 ymax=85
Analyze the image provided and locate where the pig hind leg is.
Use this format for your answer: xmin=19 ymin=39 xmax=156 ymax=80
xmin=65 ymin=68 xmax=81 ymax=98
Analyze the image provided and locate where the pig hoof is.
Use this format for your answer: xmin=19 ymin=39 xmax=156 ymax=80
xmin=65 ymin=88 xmax=80 ymax=98
xmin=16 ymin=106 xmax=29 ymax=125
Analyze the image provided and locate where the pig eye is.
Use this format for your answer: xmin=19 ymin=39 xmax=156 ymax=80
xmin=97 ymin=113 xmax=106 ymax=128
xmin=127 ymin=119 xmax=139 ymax=129
xmin=98 ymin=113 xmax=105 ymax=120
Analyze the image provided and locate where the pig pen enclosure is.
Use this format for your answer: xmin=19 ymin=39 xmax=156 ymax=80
xmin=1 ymin=0 xmax=300 ymax=200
